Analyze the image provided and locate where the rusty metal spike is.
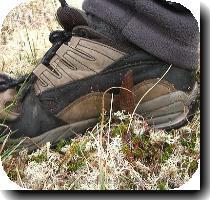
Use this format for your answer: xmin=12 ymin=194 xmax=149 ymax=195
xmin=119 ymin=70 xmax=135 ymax=114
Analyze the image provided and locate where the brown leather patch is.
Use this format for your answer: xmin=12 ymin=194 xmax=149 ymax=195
xmin=133 ymin=79 xmax=176 ymax=104
xmin=56 ymin=92 xmax=111 ymax=123
xmin=34 ymin=36 xmax=125 ymax=94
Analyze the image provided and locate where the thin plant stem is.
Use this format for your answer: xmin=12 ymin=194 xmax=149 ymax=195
xmin=127 ymin=64 xmax=173 ymax=134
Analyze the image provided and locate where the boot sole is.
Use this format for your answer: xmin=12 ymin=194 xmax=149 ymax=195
xmin=6 ymin=83 xmax=198 ymax=149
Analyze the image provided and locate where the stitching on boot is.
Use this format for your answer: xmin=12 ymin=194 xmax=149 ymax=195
xmin=33 ymin=36 xmax=125 ymax=95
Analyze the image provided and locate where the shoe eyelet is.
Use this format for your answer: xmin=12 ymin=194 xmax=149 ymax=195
xmin=77 ymin=30 xmax=88 ymax=38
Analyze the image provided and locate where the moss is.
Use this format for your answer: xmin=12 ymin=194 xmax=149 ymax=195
xmin=30 ymin=153 xmax=48 ymax=163
xmin=64 ymin=139 xmax=88 ymax=158
xmin=72 ymin=139 xmax=89 ymax=156
xmin=62 ymin=139 xmax=91 ymax=172
xmin=161 ymin=144 xmax=173 ymax=163
xmin=188 ymin=160 xmax=198 ymax=177
xmin=181 ymin=132 xmax=197 ymax=154
xmin=56 ymin=139 xmax=71 ymax=152
xmin=120 ymin=175 xmax=137 ymax=190
xmin=141 ymin=133 xmax=150 ymax=143
xmin=121 ymin=144 xmax=131 ymax=155
xmin=182 ymin=158 xmax=190 ymax=169
xmin=181 ymin=139 xmax=188 ymax=147
xmin=157 ymin=181 xmax=167 ymax=190
xmin=191 ymin=133 xmax=197 ymax=149
xmin=7 ymin=169 xmax=17 ymax=181
xmin=67 ymin=159 xmax=85 ymax=172
xmin=112 ymin=124 xmax=127 ymax=137
xmin=121 ymin=144 xmax=133 ymax=161
xmin=131 ymin=135 xmax=141 ymax=145
xmin=126 ymin=181 xmax=137 ymax=190
xmin=133 ymin=148 xmax=143 ymax=159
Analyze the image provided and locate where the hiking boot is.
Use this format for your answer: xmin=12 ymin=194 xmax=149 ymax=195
xmin=0 ymin=0 xmax=199 ymax=147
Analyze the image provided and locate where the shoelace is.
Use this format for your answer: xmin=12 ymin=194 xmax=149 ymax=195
xmin=42 ymin=31 xmax=71 ymax=65
xmin=0 ymin=0 xmax=87 ymax=95
xmin=0 ymin=74 xmax=27 ymax=92
xmin=42 ymin=0 xmax=88 ymax=65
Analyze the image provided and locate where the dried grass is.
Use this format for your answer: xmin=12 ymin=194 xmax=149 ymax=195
xmin=2 ymin=110 xmax=200 ymax=190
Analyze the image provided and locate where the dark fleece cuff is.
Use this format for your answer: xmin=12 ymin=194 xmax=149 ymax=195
xmin=82 ymin=0 xmax=199 ymax=70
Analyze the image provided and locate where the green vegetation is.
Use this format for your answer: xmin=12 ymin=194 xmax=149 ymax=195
xmin=30 ymin=153 xmax=48 ymax=163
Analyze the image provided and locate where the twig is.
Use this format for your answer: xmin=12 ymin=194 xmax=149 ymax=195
xmin=108 ymin=93 xmax=114 ymax=146
xmin=1 ymin=137 xmax=27 ymax=163
xmin=99 ymin=87 xmax=134 ymax=189
xmin=0 ymin=124 xmax=13 ymax=155
xmin=101 ymin=87 xmax=134 ymax=144
xmin=16 ymin=166 xmax=24 ymax=188
xmin=105 ymin=93 xmax=114 ymax=186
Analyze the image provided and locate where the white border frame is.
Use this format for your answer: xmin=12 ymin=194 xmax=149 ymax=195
xmin=0 ymin=0 xmax=202 ymax=197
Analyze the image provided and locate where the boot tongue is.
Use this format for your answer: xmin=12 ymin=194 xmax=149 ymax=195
xmin=72 ymin=25 xmax=135 ymax=54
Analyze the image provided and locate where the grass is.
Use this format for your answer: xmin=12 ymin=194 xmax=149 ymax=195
xmin=0 ymin=124 xmax=26 ymax=163
xmin=1 ymin=110 xmax=200 ymax=190
xmin=0 ymin=0 xmax=200 ymax=190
